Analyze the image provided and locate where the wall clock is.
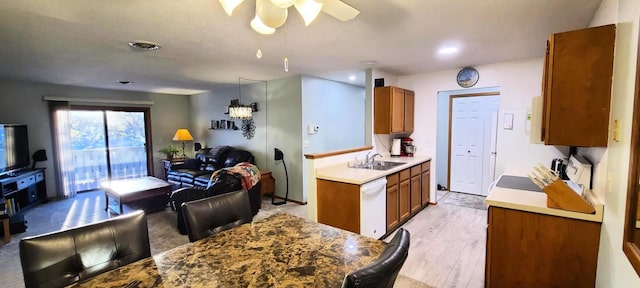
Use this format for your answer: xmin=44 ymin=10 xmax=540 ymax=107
xmin=457 ymin=67 xmax=479 ymax=88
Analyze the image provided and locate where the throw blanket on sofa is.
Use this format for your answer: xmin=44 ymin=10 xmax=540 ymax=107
xmin=207 ymin=162 xmax=261 ymax=190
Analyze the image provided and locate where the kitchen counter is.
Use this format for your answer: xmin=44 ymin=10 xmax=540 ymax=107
xmin=485 ymin=171 xmax=604 ymax=222
xmin=315 ymin=155 xmax=432 ymax=185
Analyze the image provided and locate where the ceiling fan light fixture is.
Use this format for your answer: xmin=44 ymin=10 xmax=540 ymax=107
xmin=256 ymin=0 xmax=288 ymax=28
xmin=219 ymin=0 xmax=245 ymax=15
xmin=250 ymin=15 xmax=276 ymax=34
xmin=294 ymin=0 xmax=323 ymax=26
xmin=270 ymin=0 xmax=296 ymax=8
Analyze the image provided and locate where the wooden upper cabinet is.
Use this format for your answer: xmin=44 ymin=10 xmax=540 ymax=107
xmin=542 ymin=24 xmax=615 ymax=147
xmin=374 ymin=86 xmax=415 ymax=134
xmin=404 ymin=90 xmax=415 ymax=133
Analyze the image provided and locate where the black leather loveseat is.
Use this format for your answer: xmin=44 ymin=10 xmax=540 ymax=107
xmin=167 ymin=146 xmax=255 ymax=188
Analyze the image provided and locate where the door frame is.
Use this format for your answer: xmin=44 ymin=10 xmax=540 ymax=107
xmin=447 ymin=92 xmax=500 ymax=192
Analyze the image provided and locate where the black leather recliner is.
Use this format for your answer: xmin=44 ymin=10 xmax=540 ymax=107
xmin=170 ymin=172 xmax=261 ymax=235
xmin=19 ymin=210 xmax=151 ymax=288
xmin=167 ymin=146 xmax=256 ymax=188
xmin=342 ymin=228 xmax=411 ymax=288
xmin=181 ymin=189 xmax=253 ymax=242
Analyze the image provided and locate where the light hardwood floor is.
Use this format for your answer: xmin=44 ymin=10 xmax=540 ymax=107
xmin=389 ymin=200 xmax=487 ymax=288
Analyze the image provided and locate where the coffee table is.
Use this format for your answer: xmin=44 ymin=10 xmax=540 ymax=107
xmin=102 ymin=176 xmax=173 ymax=214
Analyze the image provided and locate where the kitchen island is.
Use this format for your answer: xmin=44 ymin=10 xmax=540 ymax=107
xmin=484 ymin=172 xmax=604 ymax=288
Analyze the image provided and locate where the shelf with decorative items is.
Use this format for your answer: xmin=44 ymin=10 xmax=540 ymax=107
xmin=209 ymin=119 xmax=239 ymax=130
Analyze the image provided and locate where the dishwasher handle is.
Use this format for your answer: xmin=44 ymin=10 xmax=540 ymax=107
xmin=361 ymin=178 xmax=387 ymax=195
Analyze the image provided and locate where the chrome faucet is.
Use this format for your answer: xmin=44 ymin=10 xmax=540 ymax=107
xmin=366 ymin=152 xmax=382 ymax=164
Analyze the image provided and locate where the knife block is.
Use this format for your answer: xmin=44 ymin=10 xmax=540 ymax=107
xmin=543 ymin=180 xmax=595 ymax=214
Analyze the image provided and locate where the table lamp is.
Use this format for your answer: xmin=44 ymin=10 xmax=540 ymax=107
xmin=172 ymin=128 xmax=194 ymax=158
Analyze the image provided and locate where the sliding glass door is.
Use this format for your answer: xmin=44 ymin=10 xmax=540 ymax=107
xmin=69 ymin=108 xmax=150 ymax=192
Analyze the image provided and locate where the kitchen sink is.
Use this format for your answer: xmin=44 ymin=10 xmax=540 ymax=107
xmin=349 ymin=161 xmax=406 ymax=171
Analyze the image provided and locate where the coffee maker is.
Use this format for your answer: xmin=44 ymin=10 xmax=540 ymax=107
xmin=401 ymin=137 xmax=416 ymax=157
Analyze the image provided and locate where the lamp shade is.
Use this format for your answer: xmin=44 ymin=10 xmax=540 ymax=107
xmin=294 ymin=0 xmax=323 ymax=26
xmin=256 ymin=0 xmax=288 ymax=28
xmin=172 ymin=129 xmax=194 ymax=141
xmin=219 ymin=0 xmax=245 ymax=15
xmin=251 ymin=15 xmax=276 ymax=34
xmin=270 ymin=0 xmax=295 ymax=8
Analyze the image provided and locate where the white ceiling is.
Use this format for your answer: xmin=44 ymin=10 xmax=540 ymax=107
xmin=0 ymin=0 xmax=602 ymax=95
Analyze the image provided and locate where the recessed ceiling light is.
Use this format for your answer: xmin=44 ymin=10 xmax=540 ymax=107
xmin=128 ymin=40 xmax=161 ymax=51
xmin=349 ymin=75 xmax=356 ymax=81
xmin=361 ymin=60 xmax=378 ymax=65
xmin=438 ymin=47 xmax=459 ymax=55
xmin=117 ymin=81 xmax=133 ymax=85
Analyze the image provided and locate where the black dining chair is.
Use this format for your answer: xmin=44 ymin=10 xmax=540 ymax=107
xmin=181 ymin=189 xmax=253 ymax=242
xmin=341 ymin=228 xmax=411 ymax=288
xmin=19 ymin=210 xmax=151 ymax=288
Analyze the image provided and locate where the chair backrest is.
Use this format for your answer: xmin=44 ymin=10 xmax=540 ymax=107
xmin=19 ymin=210 xmax=150 ymax=288
xmin=181 ymin=189 xmax=253 ymax=242
xmin=342 ymin=228 xmax=411 ymax=288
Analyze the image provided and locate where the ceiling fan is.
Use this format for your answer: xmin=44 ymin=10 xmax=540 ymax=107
xmin=219 ymin=0 xmax=360 ymax=35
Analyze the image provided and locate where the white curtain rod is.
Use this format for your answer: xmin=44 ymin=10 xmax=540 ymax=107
xmin=42 ymin=95 xmax=154 ymax=106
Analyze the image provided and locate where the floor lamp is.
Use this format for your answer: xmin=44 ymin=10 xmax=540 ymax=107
xmin=272 ymin=148 xmax=289 ymax=205
xmin=172 ymin=128 xmax=194 ymax=158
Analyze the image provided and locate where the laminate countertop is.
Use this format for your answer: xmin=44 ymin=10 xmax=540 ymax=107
xmin=315 ymin=155 xmax=432 ymax=185
xmin=70 ymin=213 xmax=386 ymax=288
xmin=485 ymin=171 xmax=604 ymax=223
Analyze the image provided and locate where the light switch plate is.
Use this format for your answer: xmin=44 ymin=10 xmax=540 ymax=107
xmin=503 ymin=113 xmax=514 ymax=130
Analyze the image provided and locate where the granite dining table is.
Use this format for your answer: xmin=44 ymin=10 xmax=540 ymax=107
xmin=70 ymin=213 xmax=387 ymax=287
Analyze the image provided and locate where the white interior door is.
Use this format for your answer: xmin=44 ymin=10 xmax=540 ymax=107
xmin=450 ymin=96 xmax=500 ymax=195
xmin=450 ymin=97 xmax=484 ymax=194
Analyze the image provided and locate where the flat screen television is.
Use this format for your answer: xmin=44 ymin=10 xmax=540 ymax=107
xmin=0 ymin=124 xmax=30 ymax=176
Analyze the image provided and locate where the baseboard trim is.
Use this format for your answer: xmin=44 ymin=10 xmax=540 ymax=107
xmin=271 ymin=195 xmax=307 ymax=205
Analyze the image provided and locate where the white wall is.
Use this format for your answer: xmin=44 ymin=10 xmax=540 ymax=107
xmin=0 ymin=79 xmax=191 ymax=198
xmin=190 ymin=82 xmax=269 ymax=170
xmin=395 ymin=59 xmax=568 ymax=202
xmin=301 ymin=76 xmax=365 ymax=154
xmin=267 ymin=76 xmax=304 ymax=202
xmin=588 ymin=0 xmax=640 ymax=286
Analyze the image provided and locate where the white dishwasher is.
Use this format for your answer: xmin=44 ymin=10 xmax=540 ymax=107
xmin=360 ymin=177 xmax=387 ymax=239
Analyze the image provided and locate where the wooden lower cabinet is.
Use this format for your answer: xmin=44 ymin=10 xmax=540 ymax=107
xmin=421 ymin=161 xmax=430 ymax=206
xmin=386 ymin=181 xmax=399 ymax=231
xmin=410 ymin=175 xmax=421 ymax=214
xmin=409 ymin=165 xmax=421 ymax=215
xmin=485 ymin=206 xmax=601 ymax=288
xmin=399 ymin=174 xmax=411 ymax=223
xmin=316 ymin=179 xmax=360 ymax=234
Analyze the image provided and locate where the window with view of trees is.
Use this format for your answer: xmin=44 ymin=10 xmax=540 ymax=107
xmin=69 ymin=108 xmax=150 ymax=192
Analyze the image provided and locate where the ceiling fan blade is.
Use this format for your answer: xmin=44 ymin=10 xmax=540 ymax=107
xmin=320 ymin=0 xmax=359 ymax=21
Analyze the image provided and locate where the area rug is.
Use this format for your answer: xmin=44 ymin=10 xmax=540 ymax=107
xmin=440 ymin=191 xmax=488 ymax=210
